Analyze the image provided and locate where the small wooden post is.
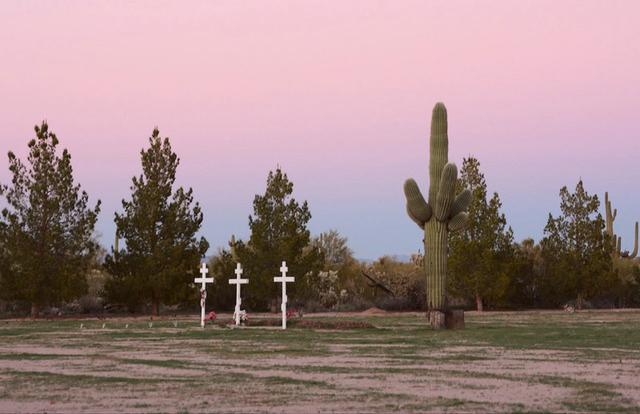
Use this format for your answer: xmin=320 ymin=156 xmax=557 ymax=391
xmin=445 ymin=309 xmax=465 ymax=330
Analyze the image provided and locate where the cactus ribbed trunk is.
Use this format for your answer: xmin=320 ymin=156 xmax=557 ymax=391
xmin=425 ymin=220 xmax=448 ymax=311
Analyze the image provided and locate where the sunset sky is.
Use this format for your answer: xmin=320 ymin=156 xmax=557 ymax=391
xmin=1 ymin=1 xmax=639 ymax=259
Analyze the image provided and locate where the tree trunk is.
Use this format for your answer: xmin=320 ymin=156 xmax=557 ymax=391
xmin=151 ymin=300 xmax=160 ymax=317
xmin=429 ymin=310 xmax=446 ymax=329
xmin=576 ymin=293 xmax=583 ymax=310
xmin=30 ymin=303 xmax=40 ymax=318
xmin=475 ymin=294 xmax=484 ymax=312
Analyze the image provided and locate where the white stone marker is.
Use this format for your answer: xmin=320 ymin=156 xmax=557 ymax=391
xmin=228 ymin=263 xmax=249 ymax=326
xmin=194 ymin=262 xmax=214 ymax=328
xmin=273 ymin=261 xmax=295 ymax=330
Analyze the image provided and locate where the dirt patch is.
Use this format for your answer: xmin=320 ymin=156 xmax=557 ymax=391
xmin=360 ymin=307 xmax=388 ymax=315
xmin=215 ymin=318 xmax=375 ymax=329
xmin=1 ymin=310 xmax=640 ymax=413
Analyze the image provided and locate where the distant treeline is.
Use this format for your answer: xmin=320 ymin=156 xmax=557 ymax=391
xmin=1 ymin=123 xmax=638 ymax=317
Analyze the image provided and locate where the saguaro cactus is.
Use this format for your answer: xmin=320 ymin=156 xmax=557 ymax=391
xmin=403 ymin=103 xmax=471 ymax=328
xmin=604 ymin=192 xmax=638 ymax=259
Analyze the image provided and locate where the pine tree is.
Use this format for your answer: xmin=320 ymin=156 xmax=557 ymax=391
xmin=234 ymin=168 xmax=321 ymax=310
xmin=103 ymin=128 xmax=208 ymax=315
xmin=0 ymin=223 xmax=7 ymax=297
xmin=448 ymin=157 xmax=514 ymax=311
xmin=0 ymin=122 xmax=101 ymax=316
xmin=540 ymin=180 xmax=614 ymax=309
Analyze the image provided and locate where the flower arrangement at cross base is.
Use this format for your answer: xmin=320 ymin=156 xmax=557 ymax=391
xmin=286 ymin=308 xmax=303 ymax=319
xmin=204 ymin=311 xmax=216 ymax=323
xmin=231 ymin=310 xmax=249 ymax=326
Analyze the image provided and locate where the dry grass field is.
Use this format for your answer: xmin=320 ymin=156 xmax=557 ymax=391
xmin=1 ymin=310 xmax=639 ymax=413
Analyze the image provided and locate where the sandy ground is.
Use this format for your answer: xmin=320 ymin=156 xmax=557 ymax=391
xmin=1 ymin=310 xmax=639 ymax=413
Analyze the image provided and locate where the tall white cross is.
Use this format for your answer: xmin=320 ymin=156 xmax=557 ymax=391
xmin=273 ymin=261 xmax=295 ymax=329
xmin=228 ymin=263 xmax=249 ymax=326
xmin=194 ymin=262 xmax=214 ymax=328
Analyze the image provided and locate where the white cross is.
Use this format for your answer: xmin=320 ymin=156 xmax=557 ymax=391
xmin=194 ymin=262 xmax=214 ymax=328
xmin=228 ymin=263 xmax=249 ymax=326
xmin=273 ymin=261 xmax=295 ymax=329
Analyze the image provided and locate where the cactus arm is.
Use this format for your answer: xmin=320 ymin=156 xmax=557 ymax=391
xmin=616 ymin=236 xmax=622 ymax=256
xmin=428 ymin=103 xmax=449 ymax=207
xmin=404 ymin=179 xmax=432 ymax=224
xmin=435 ymin=163 xmax=458 ymax=221
xmin=450 ymin=188 xmax=472 ymax=218
xmin=406 ymin=205 xmax=425 ymax=229
xmin=631 ymin=222 xmax=638 ymax=259
xmin=448 ymin=212 xmax=468 ymax=232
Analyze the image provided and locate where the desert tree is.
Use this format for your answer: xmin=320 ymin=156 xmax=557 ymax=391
xmin=0 ymin=122 xmax=101 ymax=316
xmin=311 ymin=229 xmax=354 ymax=269
xmin=0 ymin=220 xmax=6 ymax=287
xmin=103 ymin=128 xmax=209 ymax=315
xmin=448 ymin=157 xmax=514 ymax=311
xmin=364 ymin=256 xmax=426 ymax=310
xmin=540 ymin=180 xmax=614 ymax=309
xmin=610 ymin=257 xmax=640 ymax=307
xmin=310 ymin=229 xmax=364 ymax=306
xmin=231 ymin=167 xmax=322 ymax=310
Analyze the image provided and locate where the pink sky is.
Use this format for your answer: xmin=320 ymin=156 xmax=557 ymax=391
xmin=1 ymin=1 xmax=639 ymax=258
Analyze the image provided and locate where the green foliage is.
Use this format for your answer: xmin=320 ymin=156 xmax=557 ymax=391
xmin=311 ymin=229 xmax=354 ymax=270
xmin=506 ymin=238 xmax=544 ymax=308
xmin=540 ymin=180 xmax=615 ymax=308
xmin=448 ymin=157 xmax=515 ymax=311
xmin=403 ymin=103 xmax=471 ymax=313
xmin=610 ymin=258 xmax=640 ymax=307
xmin=308 ymin=229 xmax=363 ymax=307
xmin=103 ymin=128 xmax=209 ymax=314
xmin=206 ymin=246 xmax=238 ymax=311
xmin=227 ymin=168 xmax=322 ymax=310
xmin=0 ymin=122 xmax=101 ymax=315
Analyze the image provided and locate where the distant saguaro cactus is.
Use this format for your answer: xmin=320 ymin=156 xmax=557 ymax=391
xmin=403 ymin=103 xmax=471 ymax=328
xmin=229 ymin=234 xmax=239 ymax=261
xmin=604 ymin=192 xmax=638 ymax=259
